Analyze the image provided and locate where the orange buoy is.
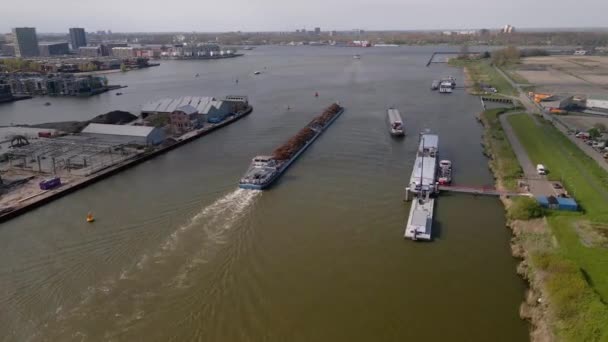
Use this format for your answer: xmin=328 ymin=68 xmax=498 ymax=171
xmin=86 ymin=212 xmax=95 ymax=223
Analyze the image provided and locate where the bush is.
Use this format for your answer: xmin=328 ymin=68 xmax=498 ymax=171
xmin=508 ymin=196 xmax=545 ymax=220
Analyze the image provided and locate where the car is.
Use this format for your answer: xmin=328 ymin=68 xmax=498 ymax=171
xmin=552 ymin=183 xmax=563 ymax=190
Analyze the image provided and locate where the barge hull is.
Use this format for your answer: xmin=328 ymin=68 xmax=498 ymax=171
xmin=239 ymin=107 xmax=344 ymax=190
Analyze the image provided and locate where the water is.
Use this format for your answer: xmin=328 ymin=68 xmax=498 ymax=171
xmin=0 ymin=46 xmax=528 ymax=341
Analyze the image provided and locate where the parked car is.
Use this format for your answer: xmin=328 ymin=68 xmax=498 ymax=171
xmin=537 ymin=164 xmax=547 ymax=175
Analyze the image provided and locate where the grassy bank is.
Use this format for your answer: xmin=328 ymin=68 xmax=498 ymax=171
xmin=480 ymin=108 xmax=523 ymax=190
xmin=507 ymin=113 xmax=608 ymax=341
xmin=449 ymin=58 xmax=517 ymax=96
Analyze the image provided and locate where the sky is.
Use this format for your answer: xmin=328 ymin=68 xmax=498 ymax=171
xmin=2 ymin=0 xmax=608 ymax=33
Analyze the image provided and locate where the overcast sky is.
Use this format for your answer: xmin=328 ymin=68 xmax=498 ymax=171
xmin=2 ymin=0 xmax=608 ymax=33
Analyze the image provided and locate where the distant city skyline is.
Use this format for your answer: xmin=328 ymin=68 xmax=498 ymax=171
xmin=2 ymin=0 xmax=608 ymax=33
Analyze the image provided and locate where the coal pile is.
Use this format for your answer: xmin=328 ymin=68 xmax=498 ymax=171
xmin=272 ymin=103 xmax=342 ymax=160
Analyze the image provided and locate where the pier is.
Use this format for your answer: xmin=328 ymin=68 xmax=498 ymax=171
xmin=426 ymin=52 xmax=458 ymax=67
xmin=437 ymin=184 xmax=531 ymax=197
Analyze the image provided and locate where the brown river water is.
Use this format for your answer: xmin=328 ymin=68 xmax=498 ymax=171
xmin=0 ymin=46 xmax=528 ymax=341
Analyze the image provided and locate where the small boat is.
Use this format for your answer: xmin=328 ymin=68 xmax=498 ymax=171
xmin=438 ymin=160 xmax=452 ymax=185
xmin=253 ymin=71 xmax=261 ymax=75
xmin=387 ymin=108 xmax=405 ymax=136
xmin=44 ymin=102 xmax=51 ymax=106
xmin=115 ymin=92 xmax=123 ymax=96
xmin=314 ymin=92 xmax=319 ymax=97
xmin=353 ymin=54 xmax=361 ymax=59
xmin=86 ymin=212 xmax=95 ymax=223
xmin=439 ymin=81 xmax=453 ymax=94
xmin=195 ymin=73 xmax=200 ymax=77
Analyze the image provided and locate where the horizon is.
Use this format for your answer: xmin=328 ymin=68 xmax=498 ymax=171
xmin=3 ymin=0 xmax=608 ymax=33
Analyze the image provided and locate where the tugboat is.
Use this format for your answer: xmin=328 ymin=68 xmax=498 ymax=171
xmin=438 ymin=160 xmax=452 ymax=185
xmin=387 ymin=108 xmax=405 ymax=136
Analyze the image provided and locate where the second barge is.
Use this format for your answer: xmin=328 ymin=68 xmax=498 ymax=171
xmin=239 ymin=103 xmax=344 ymax=190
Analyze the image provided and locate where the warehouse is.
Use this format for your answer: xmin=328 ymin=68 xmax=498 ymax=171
xmin=81 ymin=123 xmax=165 ymax=145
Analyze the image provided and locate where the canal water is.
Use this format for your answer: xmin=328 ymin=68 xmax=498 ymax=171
xmin=0 ymin=46 xmax=528 ymax=341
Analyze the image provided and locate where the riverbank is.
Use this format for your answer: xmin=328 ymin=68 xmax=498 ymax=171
xmin=449 ymin=58 xmax=517 ymax=96
xmin=479 ymin=105 xmax=608 ymax=341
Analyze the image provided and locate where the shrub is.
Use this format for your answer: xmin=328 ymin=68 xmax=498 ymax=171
xmin=508 ymin=196 xmax=545 ymax=220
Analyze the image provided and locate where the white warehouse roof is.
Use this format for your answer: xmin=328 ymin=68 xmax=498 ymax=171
xmin=82 ymin=123 xmax=157 ymax=137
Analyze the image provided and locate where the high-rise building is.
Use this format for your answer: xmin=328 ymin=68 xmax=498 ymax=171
xmin=314 ymin=27 xmax=321 ymax=35
xmin=12 ymin=27 xmax=39 ymax=57
xmin=69 ymin=28 xmax=87 ymax=50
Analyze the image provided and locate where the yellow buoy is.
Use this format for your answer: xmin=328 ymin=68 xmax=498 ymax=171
xmin=86 ymin=212 xmax=95 ymax=223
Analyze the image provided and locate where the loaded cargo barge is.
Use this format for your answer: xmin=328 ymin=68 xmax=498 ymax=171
xmin=239 ymin=103 xmax=344 ymax=190
xmin=0 ymin=105 xmax=253 ymax=223
xmin=404 ymin=133 xmax=439 ymax=241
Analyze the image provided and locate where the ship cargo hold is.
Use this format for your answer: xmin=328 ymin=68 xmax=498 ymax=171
xmin=239 ymin=103 xmax=344 ymax=190
xmin=387 ymin=108 xmax=405 ymax=136
xmin=409 ymin=133 xmax=439 ymax=195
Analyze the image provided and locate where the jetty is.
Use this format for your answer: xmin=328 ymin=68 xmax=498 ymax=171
xmin=438 ymin=185 xmax=530 ymax=197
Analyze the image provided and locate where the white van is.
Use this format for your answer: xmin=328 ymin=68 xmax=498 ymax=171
xmin=537 ymin=164 xmax=547 ymax=175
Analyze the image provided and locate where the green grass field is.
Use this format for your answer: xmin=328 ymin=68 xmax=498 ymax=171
xmin=481 ymin=108 xmax=523 ymax=190
xmin=508 ymin=113 xmax=608 ymax=341
xmin=449 ymin=58 xmax=517 ymax=96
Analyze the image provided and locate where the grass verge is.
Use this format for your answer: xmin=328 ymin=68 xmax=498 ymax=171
xmin=507 ymin=113 xmax=608 ymax=341
xmin=480 ymin=108 xmax=523 ymax=190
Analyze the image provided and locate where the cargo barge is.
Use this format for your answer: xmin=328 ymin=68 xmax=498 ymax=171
xmin=404 ymin=132 xmax=439 ymax=241
xmin=239 ymin=103 xmax=344 ymax=190
xmin=387 ymin=108 xmax=405 ymax=136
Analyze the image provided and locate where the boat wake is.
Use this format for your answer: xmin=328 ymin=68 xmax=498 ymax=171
xmin=40 ymin=189 xmax=262 ymax=340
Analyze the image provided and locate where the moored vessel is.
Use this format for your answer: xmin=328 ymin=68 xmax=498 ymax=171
xmin=239 ymin=103 xmax=344 ymax=190
xmin=438 ymin=160 xmax=452 ymax=185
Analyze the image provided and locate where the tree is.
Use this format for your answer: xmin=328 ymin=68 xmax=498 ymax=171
xmin=593 ymin=123 xmax=607 ymax=133
xmin=459 ymin=44 xmax=470 ymax=58
xmin=588 ymin=127 xmax=601 ymax=139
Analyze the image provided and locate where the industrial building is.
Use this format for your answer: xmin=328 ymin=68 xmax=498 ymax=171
xmin=69 ymin=28 xmax=87 ymax=50
xmin=79 ymin=46 xmax=101 ymax=57
xmin=38 ymin=42 xmax=69 ymax=57
xmin=0 ymin=84 xmax=13 ymax=103
xmin=12 ymin=27 xmax=39 ymax=57
xmin=81 ymin=123 xmax=166 ymax=145
xmin=170 ymin=105 xmax=201 ymax=134
xmin=142 ymin=96 xmax=242 ymax=124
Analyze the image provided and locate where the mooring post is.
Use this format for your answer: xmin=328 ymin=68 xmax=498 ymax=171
xmin=404 ymin=187 xmax=410 ymax=202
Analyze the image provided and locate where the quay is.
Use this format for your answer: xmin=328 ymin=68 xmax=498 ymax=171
xmin=0 ymin=103 xmax=253 ymax=223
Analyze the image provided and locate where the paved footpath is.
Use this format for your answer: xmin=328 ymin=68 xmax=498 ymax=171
xmin=499 ymin=112 xmax=555 ymax=196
